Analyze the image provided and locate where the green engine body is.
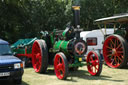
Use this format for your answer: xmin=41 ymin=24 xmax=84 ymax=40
xmin=42 ymin=27 xmax=87 ymax=67
xmin=53 ymin=40 xmax=69 ymax=53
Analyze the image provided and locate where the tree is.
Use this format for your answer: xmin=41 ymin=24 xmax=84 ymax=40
xmin=1 ymin=0 xmax=128 ymax=43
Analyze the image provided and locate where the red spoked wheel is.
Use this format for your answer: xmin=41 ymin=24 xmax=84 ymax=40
xmin=87 ymin=51 xmax=102 ymax=76
xmin=54 ymin=52 xmax=68 ymax=80
xmin=32 ymin=40 xmax=48 ymax=73
xmin=103 ymin=35 xmax=128 ymax=68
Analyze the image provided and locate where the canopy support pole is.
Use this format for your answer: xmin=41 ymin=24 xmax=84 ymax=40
xmin=114 ymin=24 xmax=116 ymax=32
xmin=98 ymin=24 xmax=105 ymax=35
xmin=105 ymin=24 xmax=106 ymax=35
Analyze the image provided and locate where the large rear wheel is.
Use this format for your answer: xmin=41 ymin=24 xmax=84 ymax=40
xmin=103 ymin=35 xmax=128 ymax=68
xmin=32 ymin=40 xmax=48 ymax=73
xmin=54 ymin=52 xmax=68 ymax=80
xmin=87 ymin=51 xmax=102 ymax=76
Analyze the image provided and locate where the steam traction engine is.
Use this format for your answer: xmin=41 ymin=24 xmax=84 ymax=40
xmin=11 ymin=0 xmax=102 ymax=80
xmin=95 ymin=13 xmax=128 ymax=68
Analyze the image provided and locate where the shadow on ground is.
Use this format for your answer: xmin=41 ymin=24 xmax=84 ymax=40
xmin=122 ymin=64 xmax=128 ymax=69
xmin=24 ymin=65 xmax=125 ymax=83
xmin=0 ymin=80 xmax=29 ymax=85
xmin=44 ymin=67 xmax=124 ymax=83
xmin=67 ymin=69 xmax=124 ymax=82
xmin=46 ymin=69 xmax=55 ymax=75
xmin=104 ymin=63 xmax=128 ymax=71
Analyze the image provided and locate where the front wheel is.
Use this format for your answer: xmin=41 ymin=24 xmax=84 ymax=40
xmin=54 ymin=52 xmax=68 ymax=80
xmin=87 ymin=51 xmax=102 ymax=76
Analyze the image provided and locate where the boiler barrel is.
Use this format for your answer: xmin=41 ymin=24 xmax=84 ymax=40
xmin=53 ymin=40 xmax=69 ymax=53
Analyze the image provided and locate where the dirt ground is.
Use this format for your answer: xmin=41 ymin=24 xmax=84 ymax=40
xmin=1 ymin=65 xmax=128 ymax=85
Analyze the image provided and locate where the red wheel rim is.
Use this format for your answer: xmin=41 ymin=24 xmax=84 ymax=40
xmin=54 ymin=54 xmax=65 ymax=80
xmin=103 ymin=36 xmax=124 ymax=68
xmin=32 ymin=41 xmax=42 ymax=72
xmin=87 ymin=51 xmax=100 ymax=76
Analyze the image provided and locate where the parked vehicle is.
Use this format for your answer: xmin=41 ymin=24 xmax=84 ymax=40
xmin=0 ymin=39 xmax=24 ymax=84
xmin=80 ymin=29 xmax=114 ymax=57
xmin=11 ymin=38 xmax=37 ymax=67
xmin=95 ymin=13 xmax=128 ymax=68
xmin=11 ymin=0 xmax=102 ymax=80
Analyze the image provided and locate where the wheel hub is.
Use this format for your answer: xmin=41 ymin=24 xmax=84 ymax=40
xmin=91 ymin=61 xmax=96 ymax=66
xmin=36 ymin=53 xmax=40 ymax=60
xmin=112 ymin=49 xmax=116 ymax=55
xmin=57 ymin=64 xmax=63 ymax=71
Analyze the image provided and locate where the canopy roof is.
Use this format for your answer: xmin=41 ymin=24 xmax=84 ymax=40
xmin=94 ymin=13 xmax=128 ymax=24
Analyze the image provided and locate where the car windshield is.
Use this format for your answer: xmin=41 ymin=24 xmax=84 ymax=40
xmin=0 ymin=44 xmax=12 ymax=55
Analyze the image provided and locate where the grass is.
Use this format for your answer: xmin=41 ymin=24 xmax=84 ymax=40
xmin=1 ymin=65 xmax=128 ymax=85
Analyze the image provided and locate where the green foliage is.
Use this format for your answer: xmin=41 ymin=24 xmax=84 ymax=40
xmin=0 ymin=0 xmax=71 ymax=43
xmin=0 ymin=0 xmax=128 ymax=43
